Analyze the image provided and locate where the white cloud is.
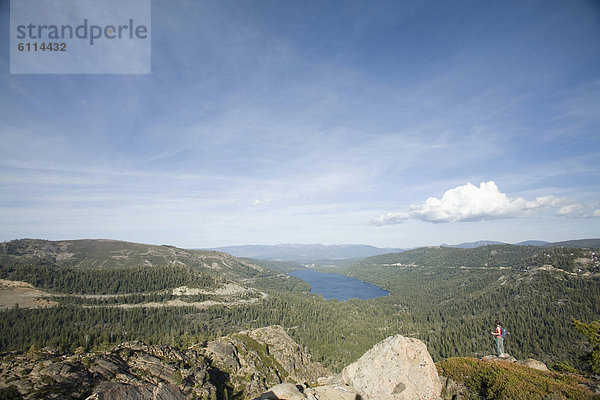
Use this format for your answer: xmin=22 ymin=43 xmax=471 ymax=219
xmin=253 ymin=197 xmax=272 ymax=207
xmin=371 ymin=181 xmax=589 ymax=225
xmin=557 ymin=204 xmax=583 ymax=217
xmin=557 ymin=203 xmax=600 ymax=218
xmin=369 ymin=212 xmax=409 ymax=226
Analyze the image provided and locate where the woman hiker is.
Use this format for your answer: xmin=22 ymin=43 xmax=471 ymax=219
xmin=491 ymin=320 xmax=506 ymax=358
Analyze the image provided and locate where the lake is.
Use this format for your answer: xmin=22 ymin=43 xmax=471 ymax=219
xmin=289 ymin=269 xmax=389 ymax=301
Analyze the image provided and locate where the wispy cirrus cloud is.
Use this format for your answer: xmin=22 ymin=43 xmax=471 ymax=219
xmin=371 ymin=181 xmax=598 ymax=225
xmin=556 ymin=203 xmax=600 ymax=218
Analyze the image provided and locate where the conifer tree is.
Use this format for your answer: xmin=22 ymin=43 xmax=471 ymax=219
xmin=573 ymin=319 xmax=600 ymax=373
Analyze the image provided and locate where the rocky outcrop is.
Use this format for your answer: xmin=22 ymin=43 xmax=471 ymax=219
xmin=254 ymin=382 xmax=361 ymax=400
xmin=439 ymin=375 xmax=471 ymax=400
xmin=246 ymin=326 xmax=327 ymax=383
xmin=1 ymin=326 xmax=562 ymax=400
xmin=255 ymin=334 xmax=442 ymax=400
xmin=86 ymin=382 xmax=187 ymax=400
xmin=0 ymin=326 xmax=326 ymax=400
xmin=0 ymin=342 xmax=216 ymax=400
xmin=256 ymin=383 xmax=308 ymax=400
xmin=481 ymin=354 xmax=549 ymax=371
xmin=202 ymin=325 xmax=328 ymax=397
xmin=517 ymin=358 xmax=549 ymax=371
xmin=481 ymin=353 xmax=518 ymax=363
xmin=342 ymin=335 xmax=441 ymax=400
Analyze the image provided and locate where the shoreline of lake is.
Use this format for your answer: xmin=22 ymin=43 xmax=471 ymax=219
xmin=289 ymin=269 xmax=389 ymax=301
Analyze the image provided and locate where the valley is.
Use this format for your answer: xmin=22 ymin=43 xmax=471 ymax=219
xmin=0 ymin=238 xmax=599 ymax=399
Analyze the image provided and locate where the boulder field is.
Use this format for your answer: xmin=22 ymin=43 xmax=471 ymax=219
xmin=1 ymin=326 xmax=555 ymax=400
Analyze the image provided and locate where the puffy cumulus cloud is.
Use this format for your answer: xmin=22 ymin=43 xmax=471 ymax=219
xmin=369 ymin=212 xmax=409 ymax=226
xmin=409 ymin=181 xmax=563 ymax=223
xmin=371 ymin=181 xmax=592 ymax=225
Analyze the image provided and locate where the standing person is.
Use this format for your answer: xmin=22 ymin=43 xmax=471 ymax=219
xmin=491 ymin=320 xmax=505 ymax=358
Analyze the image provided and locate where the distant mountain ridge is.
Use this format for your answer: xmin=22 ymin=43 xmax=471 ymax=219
xmin=444 ymin=240 xmax=551 ymax=248
xmin=207 ymin=243 xmax=405 ymax=262
xmin=517 ymin=240 xmax=550 ymax=246
xmin=542 ymin=238 xmax=600 ymax=248
xmin=443 ymin=240 xmax=506 ymax=248
xmin=442 ymin=239 xmax=600 ymax=249
xmin=208 ymin=239 xmax=599 ymax=262
xmin=5 ymin=238 xmax=596 ymax=265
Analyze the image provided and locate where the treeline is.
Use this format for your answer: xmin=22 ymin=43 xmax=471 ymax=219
xmin=0 ymin=259 xmax=217 ymax=294
xmin=0 ymin=306 xmax=213 ymax=351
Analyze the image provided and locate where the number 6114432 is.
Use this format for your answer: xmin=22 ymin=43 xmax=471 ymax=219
xmin=18 ymin=42 xmax=66 ymax=52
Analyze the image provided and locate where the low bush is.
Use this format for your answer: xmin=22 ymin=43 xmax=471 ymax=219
xmin=437 ymin=357 xmax=599 ymax=399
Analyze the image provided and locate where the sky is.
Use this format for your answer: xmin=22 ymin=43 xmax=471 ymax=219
xmin=0 ymin=0 xmax=599 ymax=248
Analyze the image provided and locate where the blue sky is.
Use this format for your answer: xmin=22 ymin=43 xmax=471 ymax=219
xmin=1 ymin=0 xmax=599 ymax=248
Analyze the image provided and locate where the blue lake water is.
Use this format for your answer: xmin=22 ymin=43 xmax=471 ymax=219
xmin=289 ymin=269 xmax=389 ymax=301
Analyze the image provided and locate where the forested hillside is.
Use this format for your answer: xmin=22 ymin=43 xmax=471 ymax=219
xmin=0 ymin=238 xmax=266 ymax=280
xmin=0 ymin=239 xmax=391 ymax=370
xmin=359 ymin=244 xmax=541 ymax=268
xmin=527 ymin=247 xmax=600 ymax=273
xmin=358 ymin=241 xmax=600 ymax=271
xmin=341 ymin=244 xmax=600 ymax=370
xmin=0 ymin=239 xmax=201 ymax=270
xmin=0 ymin=262 xmax=218 ymax=294
xmin=1 ymin=239 xmax=599 ymax=375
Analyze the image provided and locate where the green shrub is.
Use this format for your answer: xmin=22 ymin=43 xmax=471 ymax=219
xmin=552 ymin=361 xmax=579 ymax=374
xmin=437 ymin=357 xmax=599 ymax=399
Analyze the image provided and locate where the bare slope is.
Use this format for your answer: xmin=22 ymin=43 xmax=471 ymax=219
xmin=0 ymin=238 xmax=264 ymax=278
xmin=0 ymin=239 xmax=275 ymax=308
